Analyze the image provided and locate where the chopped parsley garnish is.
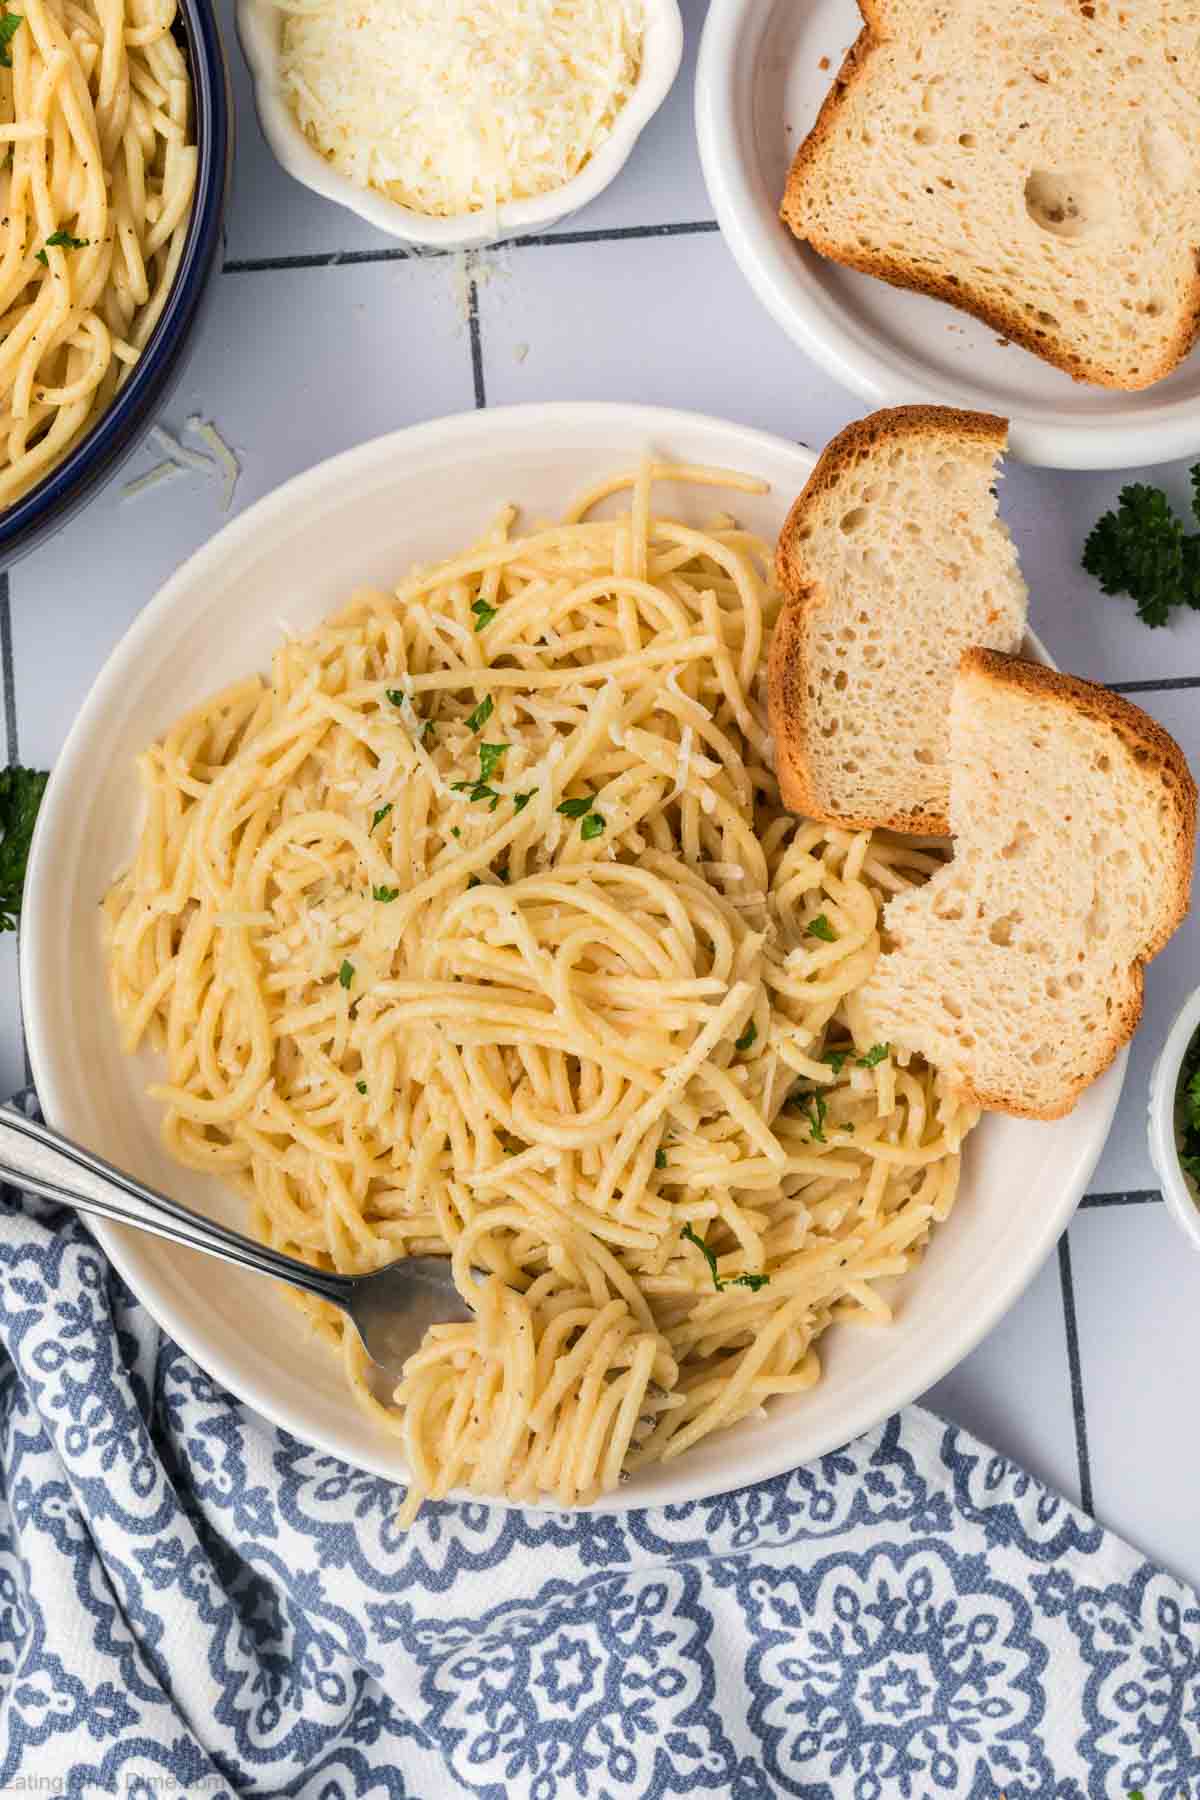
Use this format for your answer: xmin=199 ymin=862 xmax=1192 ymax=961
xmin=820 ymin=1047 xmax=848 ymax=1075
xmin=580 ymin=811 xmax=605 ymax=841
xmin=857 ymin=1043 xmax=890 ymax=1068
xmin=513 ymin=790 xmax=535 ymax=814
xmin=0 ymin=12 xmax=22 ymax=67
xmin=465 ymin=694 xmax=493 ymax=732
xmin=557 ymin=794 xmax=593 ymax=818
xmin=803 ymin=1092 xmax=827 ymax=1143
xmin=1177 ymin=1030 xmax=1200 ymax=1189
xmin=384 ymin=688 xmax=406 ymax=707
xmin=338 ymin=959 xmax=354 ymax=989
xmin=369 ymin=803 xmax=392 ymax=834
xmin=450 ymin=780 xmax=500 ymax=811
xmin=420 ymin=720 xmax=436 ymax=746
xmin=655 ymin=1148 xmax=668 ymax=1170
xmin=355 ymin=1080 xmax=367 ymax=1095
xmin=477 ymin=742 xmax=508 ymax=783
xmin=471 ymin=598 xmax=497 ymax=632
xmin=681 ymin=1223 xmax=768 ymax=1293
xmin=735 ymin=1022 xmax=757 ymax=1053
xmin=805 ymin=913 xmax=836 ymax=942
xmin=36 ymin=230 xmax=87 ymax=263
xmin=0 ymin=765 xmax=47 ymax=931
xmin=372 ymin=885 xmax=399 ymax=903
xmin=681 ymin=1223 xmax=721 ymax=1288
xmin=1082 ymin=465 xmax=1200 ymax=628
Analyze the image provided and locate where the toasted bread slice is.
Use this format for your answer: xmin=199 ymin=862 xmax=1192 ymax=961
xmin=781 ymin=0 xmax=1200 ymax=390
xmin=769 ymin=405 xmax=1027 ymax=834
xmin=862 ymin=649 xmax=1197 ymax=1119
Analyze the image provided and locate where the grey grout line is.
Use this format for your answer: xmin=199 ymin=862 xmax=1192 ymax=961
xmin=221 ymin=219 xmax=722 ymax=277
xmin=1080 ymin=1188 xmax=1162 ymax=1209
xmin=0 ymin=576 xmax=31 ymax=1090
xmin=467 ymin=276 xmax=486 ymax=411
xmin=1058 ymin=1233 xmax=1094 ymax=1515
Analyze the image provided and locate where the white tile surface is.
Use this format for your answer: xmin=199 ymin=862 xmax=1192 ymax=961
xmin=922 ymin=1242 xmax=1083 ymax=1507
xmin=474 ymin=228 xmax=862 ymax=448
xmin=5 ymin=0 xmax=1200 ymax=1595
xmin=1069 ymin=1202 xmax=1200 ymax=1587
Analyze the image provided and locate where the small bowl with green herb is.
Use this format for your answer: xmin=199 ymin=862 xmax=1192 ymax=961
xmin=1148 ymin=991 xmax=1200 ymax=1252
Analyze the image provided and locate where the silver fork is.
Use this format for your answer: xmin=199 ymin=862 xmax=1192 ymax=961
xmin=0 ymin=1106 xmax=473 ymax=1382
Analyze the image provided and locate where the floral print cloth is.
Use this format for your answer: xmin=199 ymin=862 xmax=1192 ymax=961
xmin=0 ymin=1096 xmax=1195 ymax=1798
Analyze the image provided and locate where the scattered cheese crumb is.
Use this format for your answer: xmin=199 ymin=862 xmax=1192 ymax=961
xmin=124 ymin=415 xmax=242 ymax=511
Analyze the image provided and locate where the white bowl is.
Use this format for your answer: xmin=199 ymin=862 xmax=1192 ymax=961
xmin=21 ymin=402 xmax=1125 ymax=1512
xmin=1148 ymin=987 xmax=1200 ymax=1253
xmin=236 ymin=0 xmax=683 ymax=251
xmin=695 ymin=0 xmax=1200 ymax=471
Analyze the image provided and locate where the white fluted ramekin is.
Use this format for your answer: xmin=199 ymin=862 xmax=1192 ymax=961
xmin=236 ymin=0 xmax=684 ymax=250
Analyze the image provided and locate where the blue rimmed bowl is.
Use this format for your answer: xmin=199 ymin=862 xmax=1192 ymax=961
xmin=0 ymin=0 xmax=233 ymax=567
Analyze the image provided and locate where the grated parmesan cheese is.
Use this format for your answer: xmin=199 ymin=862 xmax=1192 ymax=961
xmin=277 ymin=0 xmax=644 ymax=219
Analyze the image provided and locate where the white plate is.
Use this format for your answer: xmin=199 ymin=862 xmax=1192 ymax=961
xmin=695 ymin=0 xmax=1200 ymax=471
xmin=22 ymin=402 xmax=1123 ymax=1512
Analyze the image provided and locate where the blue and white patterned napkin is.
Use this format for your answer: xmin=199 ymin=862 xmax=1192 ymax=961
xmin=0 ymin=1094 xmax=1196 ymax=1799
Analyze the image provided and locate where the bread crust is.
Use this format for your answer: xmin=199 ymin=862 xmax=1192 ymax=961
xmin=929 ymin=649 xmax=1197 ymax=1120
xmin=780 ymin=16 xmax=1200 ymax=391
xmin=768 ymin=405 xmax=1010 ymax=835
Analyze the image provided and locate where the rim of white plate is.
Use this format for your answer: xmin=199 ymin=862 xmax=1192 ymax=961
xmin=694 ymin=0 xmax=1200 ymax=472
xmin=22 ymin=403 xmax=1124 ymax=1511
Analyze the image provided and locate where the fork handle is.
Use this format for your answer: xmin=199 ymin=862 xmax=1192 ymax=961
xmin=0 ymin=1106 xmax=355 ymax=1310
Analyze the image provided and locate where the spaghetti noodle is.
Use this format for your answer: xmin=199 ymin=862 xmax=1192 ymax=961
xmin=103 ymin=463 xmax=978 ymax=1519
xmin=0 ymin=0 xmax=196 ymax=507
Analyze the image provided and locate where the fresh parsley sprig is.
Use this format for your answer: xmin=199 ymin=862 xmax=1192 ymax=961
xmin=1083 ymin=464 xmax=1200 ymax=628
xmin=805 ymin=913 xmax=836 ymax=942
xmin=680 ymin=1223 xmax=769 ymax=1293
xmin=465 ymin=695 xmax=493 ymax=732
xmin=1177 ymin=1031 xmax=1200 ymax=1189
xmin=372 ymin=885 xmax=399 ymax=903
xmin=477 ymin=742 xmax=508 ymax=783
xmin=0 ymin=765 xmax=47 ymax=930
xmin=471 ymin=598 xmax=497 ymax=632
xmin=369 ymin=803 xmax=392 ymax=834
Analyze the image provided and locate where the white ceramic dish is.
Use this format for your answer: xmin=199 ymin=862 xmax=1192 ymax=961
xmin=236 ymin=0 xmax=683 ymax=251
xmin=695 ymin=0 xmax=1200 ymax=472
xmin=1147 ymin=987 xmax=1200 ymax=1254
xmin=22 ymin=402 xmax=1124 ymax=1511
